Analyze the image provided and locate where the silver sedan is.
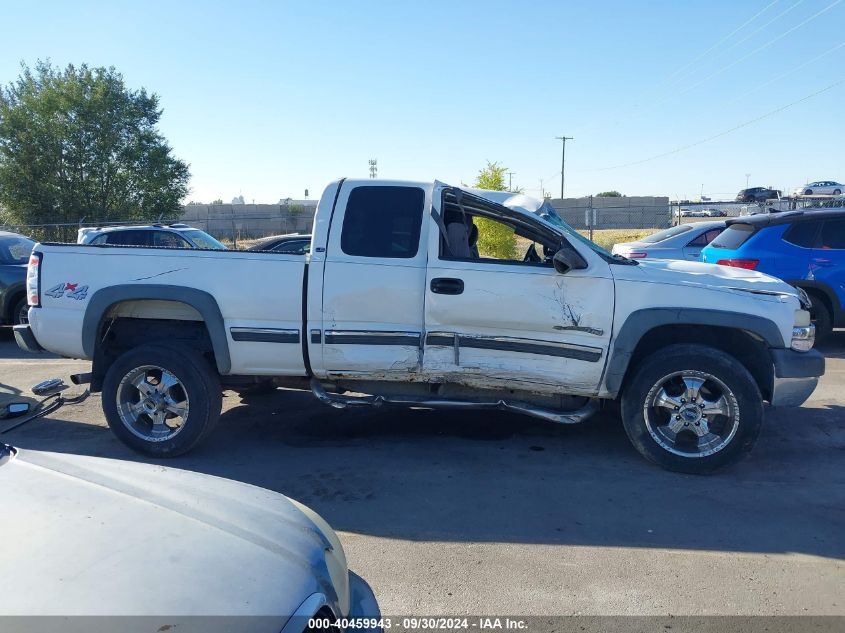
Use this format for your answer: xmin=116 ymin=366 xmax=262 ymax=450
xmin=612 ymin=220 xmax=726 ymax=261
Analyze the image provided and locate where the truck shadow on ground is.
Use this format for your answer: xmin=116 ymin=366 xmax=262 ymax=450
xmin=5 ymin=382 xmax=844 ymax=560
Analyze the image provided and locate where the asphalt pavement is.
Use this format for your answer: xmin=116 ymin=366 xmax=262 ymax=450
xmin=1 ymin=329 xmax=843 ymax=616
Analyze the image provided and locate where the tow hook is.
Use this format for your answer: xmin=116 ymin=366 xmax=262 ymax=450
xmin=0 ymin=377 xmax=91 ymax=435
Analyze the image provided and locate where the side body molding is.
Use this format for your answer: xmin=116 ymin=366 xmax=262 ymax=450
xmin=82 ymin=284 xmax=231 ymax=375
xmin=603 ymin=307 xmax=786 ymax=396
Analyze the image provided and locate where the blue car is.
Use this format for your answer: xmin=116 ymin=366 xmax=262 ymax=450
xmin=701 ymin=210 xmax=845 ymax=343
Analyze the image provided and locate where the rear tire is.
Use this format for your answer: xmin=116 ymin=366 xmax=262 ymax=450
xmin=834 ymin=189 xmax=841 ymax=195
xmin=102 ymin=344 xmax=222 ymax=457
xmin=621 ymin=344 xmax=763 ymax=474
xmin=11 ymin=297 xmax=28 ymax=325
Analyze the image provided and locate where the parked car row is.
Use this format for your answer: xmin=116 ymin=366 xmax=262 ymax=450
xmin=735 ymin=181 xmax=844 ymax=203
xmin=616 ymin=210 xmax=844 ymax=344
xmin=680 ymin=208 xmax=726 ymax=217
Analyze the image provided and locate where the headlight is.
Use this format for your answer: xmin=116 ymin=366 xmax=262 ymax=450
xmin=795 ymin=287 xmax=812 ymax=311
xmin=791 ymin=324 xmax=815 ymax=352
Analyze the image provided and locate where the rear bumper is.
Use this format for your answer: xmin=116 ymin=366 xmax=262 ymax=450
xmin=13 ymin=324 xmax=44 ymax=354
xmin=769 ymin=348 xmax=824 ymax=407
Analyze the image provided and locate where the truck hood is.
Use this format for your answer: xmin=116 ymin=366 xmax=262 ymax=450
xmin=613 ymin=258 xmax=800 ymax=299
xmin=0 ymin=448 xmax=346 ymax=617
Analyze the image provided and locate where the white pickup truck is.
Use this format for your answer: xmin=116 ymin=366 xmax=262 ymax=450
xmin=15 ymin=180 xmax=825 ymax=473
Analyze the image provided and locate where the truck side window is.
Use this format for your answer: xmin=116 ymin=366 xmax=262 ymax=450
xmin=340 ymin=186 xmax=424 ymax=258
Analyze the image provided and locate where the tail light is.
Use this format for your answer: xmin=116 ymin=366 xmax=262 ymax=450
xmin=716 ymin=258 xmax=759 ymax=270
xmin=27 ymin=252 xmax=42 ymax=307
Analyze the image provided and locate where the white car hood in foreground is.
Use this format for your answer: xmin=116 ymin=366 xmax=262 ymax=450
xmin=0 ymin=448 xmax=346 ymax=619
xmin=612 ymin=258 xmax=799 ymax=297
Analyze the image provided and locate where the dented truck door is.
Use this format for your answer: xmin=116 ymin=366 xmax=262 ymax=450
xmin=422 ymin=186 xmax=614 ymax=395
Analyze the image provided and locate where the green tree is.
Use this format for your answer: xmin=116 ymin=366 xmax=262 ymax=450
xmin=596 ymin=190 xmax=623 ymax=197
xmin=0 ymin=61 xmax=189 ymax=225
xmin=473 ymin=160 xmax=517 ymax=259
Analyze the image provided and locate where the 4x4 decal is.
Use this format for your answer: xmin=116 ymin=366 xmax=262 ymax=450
xmin=45 ymin=282 xmax=89 ymax=301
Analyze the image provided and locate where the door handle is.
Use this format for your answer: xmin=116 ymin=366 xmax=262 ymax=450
xmin=430 ymin=278 xmax=464 ymax=295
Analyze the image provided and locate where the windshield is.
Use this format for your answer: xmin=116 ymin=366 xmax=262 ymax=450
xmin=0 ymin=235 xmax=36 ymax=264
xmin=532 ymin=201 xmax=618 ymax=261
xmin=184 ymin=230 xmax=227 ymax=250
xmin=639 ymin=224 xmax=694 ymax=244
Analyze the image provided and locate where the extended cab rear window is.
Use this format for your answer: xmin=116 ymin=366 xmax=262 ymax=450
xmin=341 ymin=186 xmax=425 ymax=258
xmin=709 ymin=223 xmax=755 ymax=249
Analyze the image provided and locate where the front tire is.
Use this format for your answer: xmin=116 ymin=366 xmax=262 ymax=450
xmin=102 ymin=344 xmax=222 ymax=457
xmin=621 ymin=344 xmax=763 ymax=474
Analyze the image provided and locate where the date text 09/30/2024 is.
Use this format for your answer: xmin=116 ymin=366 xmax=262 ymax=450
xmin=309 ymin=617 xmax=529 ymax=631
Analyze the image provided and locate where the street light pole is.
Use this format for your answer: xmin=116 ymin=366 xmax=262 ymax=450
xmin=745 ymin=173 xmax=751 ymax=189
xmin=555 ymin=136 xmax=573 ymax=198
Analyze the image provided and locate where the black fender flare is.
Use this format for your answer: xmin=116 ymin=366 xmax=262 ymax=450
xmin=82 ymin=284 xmax=231 ymax=374
xmin=603 ymin=308 xmax=785 ymax=396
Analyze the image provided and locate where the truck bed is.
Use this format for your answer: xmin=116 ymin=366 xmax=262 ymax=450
xmin=30 ymin=244 xmax=309 ymax=376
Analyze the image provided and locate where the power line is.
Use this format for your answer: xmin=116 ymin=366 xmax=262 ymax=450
xmin=584 ymin=77 xmax=845 ymax=172
xmin=720 ymin=39 xmax=845 ymax=107
xmin=667 ymin=0 xmax=806 ymax=90
xmin=666 ymin=0 xmax=780 ymax=81
xmin=676 ymin=0 xmax=842 ymax=97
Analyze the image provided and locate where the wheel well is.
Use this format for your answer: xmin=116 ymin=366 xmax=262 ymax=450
xmin=91 ymin=308 xmax=217 ymax=392
xmin=621 ymin=325 xmax=774 ymax=401
xmin=804 ymin=287 xmax=833 ymax=317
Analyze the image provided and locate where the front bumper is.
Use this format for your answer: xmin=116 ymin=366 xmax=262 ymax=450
xmin=13 ymin=324 xmax=44 ymax=354
xmin=769 ymin=348 xmax=825 ymax=407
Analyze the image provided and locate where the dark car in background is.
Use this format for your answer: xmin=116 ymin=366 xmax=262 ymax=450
xmin=0 ymin=231 xmax=36 ymax=326
xmin=247 ymin=233 xmax=312 ymax=254
xmin=736 ymin=187 xmax=781 ymax=203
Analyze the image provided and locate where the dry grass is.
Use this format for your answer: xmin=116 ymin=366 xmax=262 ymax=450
xmin=578 ymin=228 xmax=657 ymax=251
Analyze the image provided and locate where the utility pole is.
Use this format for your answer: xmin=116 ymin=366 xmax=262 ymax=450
xmin=507 ymin=172 xmax=515 ymax=191
xmin=555 ymin=136 xmax=573 ymax=198
xmin=745 ymin=173 xmax=751 ymax=189
xmin=539 ymin=178 xmax=545 ymax=199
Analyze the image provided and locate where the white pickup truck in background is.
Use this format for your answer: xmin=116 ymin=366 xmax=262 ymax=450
xmin=15 ymin=180 xmax=825 ymax=473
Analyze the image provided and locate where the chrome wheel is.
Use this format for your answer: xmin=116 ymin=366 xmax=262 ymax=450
xmin=116 ymin=365 xmax=190 ymax=442
xmin=643 ymin=370 xmax=739 ymax=458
